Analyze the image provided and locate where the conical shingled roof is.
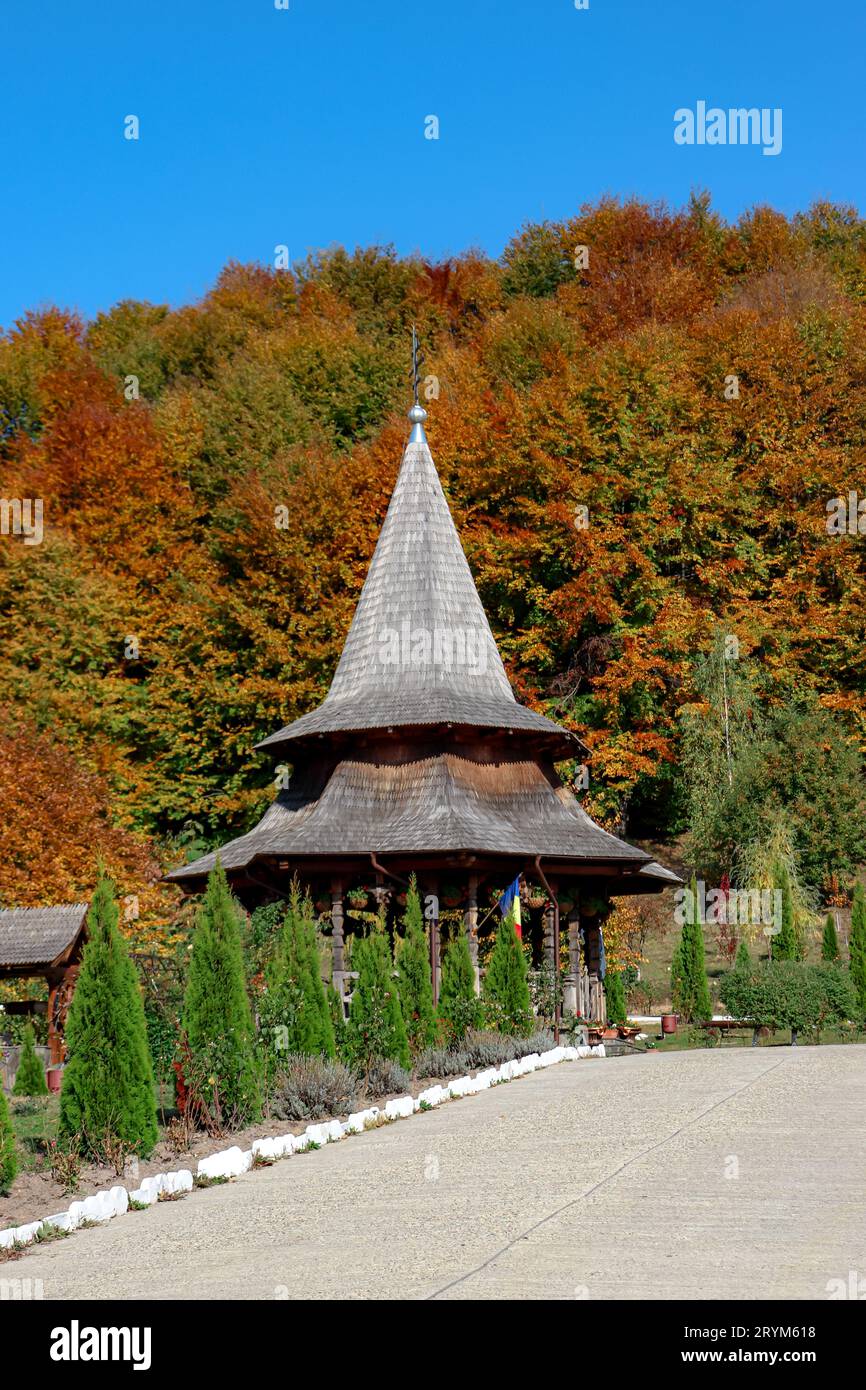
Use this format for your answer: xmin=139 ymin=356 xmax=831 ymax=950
xmin=257 ymin=421 xmax=578 ymax=754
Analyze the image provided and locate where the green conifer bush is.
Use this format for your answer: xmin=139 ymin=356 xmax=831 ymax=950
xmin=438 ymin=931 xmax=481 ymax=1042
xmin=482 ymin=913 xmax=532 ymax=1035
xmin=347 ymin=931 xmax=410 ymax=1070
xmin=182 ymin=861 xmax=261 ymax=1127
xmin=849 ymin=882 xmax=866 ymax=1013
xmin=671 ymin=878 xmax=712 ymax=1021
xmin=821 ymin=913 xmax=839 ymax=963
xmin=13 ymin=1022 xmax=48 ymax=1097
xmin=59 ymin=871 xmax=158 ymax=1159
xmin=0 ymin=1085 xmax=17 ymax=1194
xmin=395 ymin=877 xmax=437 ymax=1053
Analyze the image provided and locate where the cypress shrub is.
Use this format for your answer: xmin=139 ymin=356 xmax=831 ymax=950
xmin=821 ymin=913 xmax=840 ymax=963
xmin=347 ymin=931 xmax=410 ymax=1070
xmin=671 ymin=877 xmax=712 ymax=1021
xmin=59 ymin=871 xmax=158 ymax=1159
xmin=773 ymin=863 xmax=801 ymax=961
xmin=849 ymin=882 xmax=866 ymax=1013
xmin=327 ymin=984 xmax=348 ymax=1057
xmin=182 ymin=861 xmax=261 ymax=1127
xmin=482 ymin=913 xmax=532 ymax=1035
xmin=734 ymin=940 xmax=752 ymax=970
xmin=263 ymin=886 xmax=334 ymax=1060
xmin=396 ymin=877 xmax=437 ymax=1052
xmin=13 ymin=1022 xmax=48 ymax=1097
xmin=0 ymin=1084 xmax=17 ymax=1194
xmin=604 ymin=969 xmax=627 ymax=1025
xmin=439 ymin=932 xmax=481 ymax=1042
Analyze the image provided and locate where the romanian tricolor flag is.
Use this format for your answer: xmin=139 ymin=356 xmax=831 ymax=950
xmin=498 ymin=876 xmax=522 ymax=939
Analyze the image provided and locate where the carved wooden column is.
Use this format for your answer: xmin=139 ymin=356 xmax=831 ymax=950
xmin=465 ymin=873 xmax=480 ymax=994
xmin=563 ymin=901 xmax=581 ymax=1016
xmin=543 ymin=880 xmax=559 ymax=970
xmin=581 ymin=914 xmax=603 ymax=1024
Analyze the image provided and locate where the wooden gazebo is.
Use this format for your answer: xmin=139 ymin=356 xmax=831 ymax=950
xmin=168 ymin=402 xmax=677 ymax=1021
xmin=0 ymin=903 xmax=89 ymax=1064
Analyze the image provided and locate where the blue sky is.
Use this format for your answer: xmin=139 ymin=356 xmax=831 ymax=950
xmin=1 ymin=0 xmax=864 ymax=328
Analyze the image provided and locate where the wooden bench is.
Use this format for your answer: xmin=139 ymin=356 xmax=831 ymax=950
xmin=696 ymin=1019 xmax=770 ymax=1046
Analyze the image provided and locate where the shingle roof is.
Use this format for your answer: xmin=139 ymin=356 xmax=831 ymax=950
xmin=257 ymin=427 xmax=580 ymax=754
xmin=167 ymin=754 xmax=651 ymax=883
xmin=0 ymin=903 xmax=89 ymax=969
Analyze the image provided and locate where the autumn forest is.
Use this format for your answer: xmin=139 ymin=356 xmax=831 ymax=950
xmin=2 ymin=193 xmax=866 ymax=943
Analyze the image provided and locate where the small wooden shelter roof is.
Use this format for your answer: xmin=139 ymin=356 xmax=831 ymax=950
xmin=168 ymin=752 xmax=652 ymax=884
xmin=0 ymin=903 xmax=89 ymax=970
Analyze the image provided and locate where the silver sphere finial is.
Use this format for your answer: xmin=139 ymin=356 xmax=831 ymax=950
xmin=408 ymin=403 xmax=428 ymax=425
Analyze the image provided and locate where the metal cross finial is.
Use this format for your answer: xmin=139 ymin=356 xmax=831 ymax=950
xmin=410 ymin=324 xmax=424 ymax=406
xmin=407 ymin=324 xmax=428 ymax=439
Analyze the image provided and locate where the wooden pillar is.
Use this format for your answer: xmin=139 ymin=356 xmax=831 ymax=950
xmin=543 ymin=896 xmax=557 ymax=968
xmin=563 ymin=903 xmax=581 ymax=1016
xmin=582 ymin=917 xmax=604 ymax=1024
xmin=465 ymin=873 xmax=480 ymax=994
xmin=330 ymin=876 xmax=345 ymax=978
xmin=46 ymin=978 xmax=62 ymax=1066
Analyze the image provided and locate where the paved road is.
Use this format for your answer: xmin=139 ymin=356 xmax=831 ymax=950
xmin=10 ymin=1046 xmax=866 ymax=1300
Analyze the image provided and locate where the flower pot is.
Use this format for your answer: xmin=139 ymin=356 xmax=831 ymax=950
xmin=661 ymin=1013 xmax=678 ymax=1035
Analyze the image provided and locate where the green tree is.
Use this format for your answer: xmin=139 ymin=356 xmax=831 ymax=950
xmin=773 ymin=863 xmax=802 ymax=961
xmin=482 ymin=913 xmax=532 ymax=1035
xmin=395 ymin=877 xmax=437 ymax=1052
xmin=671 ymin=878 xmax=712 ymax=1021
xmin=438 ymin=932 xmax=481 ymax=1042
xmin=849 ymin=883 xmax=866 ymax=1014
xmin=821 ymin=913 xmax=840 ymax=963
xmin=182 ymin=861 xmax=261 ymax=1126
xmin=734 ymin=939 xmax=752 ymax=970
xmin=347 ymin=931 xmax=410 ymax=1070
xmin=59 ymin=871 xmax=158 ymax=1158
xmin=0 ymin=1083 xmax=17 ymax=1193
xmin=13 ymin=1022 xmax=48 ymax=1097
xmin=262 ymin=886 xmax=334 ymax=1060
xmin=604 ymin=969 xmax=627 ymax=1025
xmin=327 ymin=984 xmax=348 ymax=1058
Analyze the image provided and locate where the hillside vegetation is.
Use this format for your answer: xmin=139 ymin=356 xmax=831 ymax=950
xmin=2 ymin=194 xmax=865 ymax=927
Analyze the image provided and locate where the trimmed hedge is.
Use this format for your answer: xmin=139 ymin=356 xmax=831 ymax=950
xmin=720 ymin=961 xmax=859 ymax=1043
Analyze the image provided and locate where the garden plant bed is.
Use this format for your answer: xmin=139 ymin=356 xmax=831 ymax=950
xmin=1 ymin=1032 xmax=598 ymax=1234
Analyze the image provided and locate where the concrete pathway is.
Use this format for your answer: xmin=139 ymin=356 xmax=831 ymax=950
xmin=10 ymin=1046 xmax=866 ymax=1300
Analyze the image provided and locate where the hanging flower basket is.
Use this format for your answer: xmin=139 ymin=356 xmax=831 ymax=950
xmin=441 ymin=883 xmax=462 ymax=908
xmin=347 ymin=889 xmax=367 ymax=909
xmin=526 ymin=891 xmax=547 ymax=910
